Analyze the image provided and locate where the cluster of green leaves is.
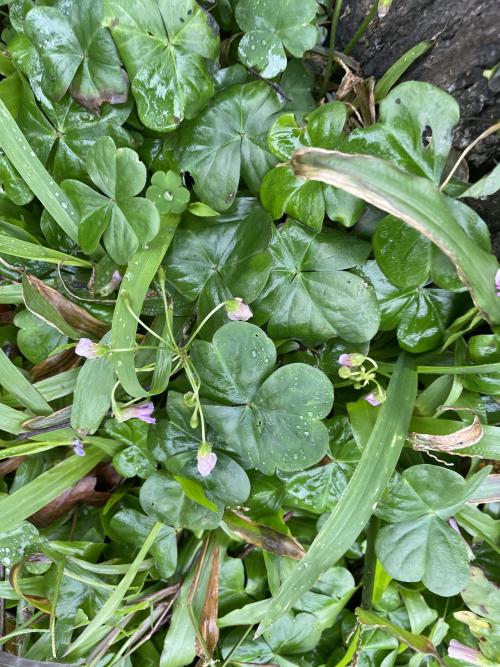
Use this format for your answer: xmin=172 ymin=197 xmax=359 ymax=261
xmin=0 ymin=1 xmax=499 ymax=666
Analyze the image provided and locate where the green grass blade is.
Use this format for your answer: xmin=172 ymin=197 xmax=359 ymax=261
xmin=0 ymin=402 xmax=28 ymax=434
xmin=66 ymin=521 xmax=162 ymax=656
xmin=291 ymin=148 xmax=500 ymax=325
xmin=111 ymin=215 xmax=180 ymax=398
xmin=374 ymin=40 xmax=433 ymax=101
xmin=256 ymin=353 xmax=417 ymax=635
xmin=0 ymin=234 xmax=90 ymax=267
xmin=0 ymin=282 xmax=23 ymax=304
xmin=0 ymin=348 xmax=51 ymax=414
xmin=0 ymin=444 xmax=118 ymax=532
xmin=0 ymin=99 xmax=79 ymax=242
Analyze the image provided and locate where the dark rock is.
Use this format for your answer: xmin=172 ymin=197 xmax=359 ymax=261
xmin=337 ymin=0 xmax=500 ymax=252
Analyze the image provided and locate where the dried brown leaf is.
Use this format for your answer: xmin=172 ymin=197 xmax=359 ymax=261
xmin=29 ymin=474 xmax=102 ymax=527
xmin=409 ymin=415 xmax=484 ymax=453
xmin=195 ymin=547 xmax=220 ymax=658
xmin=30 ymin=349 xmax=80 ymax=382
xmin=224 ymin=510 xmax=305 ymax=560
xmin=23 ymin=274 xmax=108 ymax=339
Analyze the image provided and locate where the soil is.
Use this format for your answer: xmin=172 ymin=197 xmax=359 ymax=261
xmin=337 ymin=0 xmax=500 ymax=252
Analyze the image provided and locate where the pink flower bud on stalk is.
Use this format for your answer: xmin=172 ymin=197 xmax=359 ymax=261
xmin=75 ymin=338 xmax=107 ymax=359
xmin=197 ymin=441 xmax=217 ymax=477
xmin=338 ymin=353 xmax=366 ymax=368
xmin=116 ymin=401 xmax=156 ymax=424
xmin=226 ymin=298 xmax=253 ymax=321
xmin=448 ymin=640 xmax=486 ymax=665
xmin=495 ymin=268 xmax=500 ymax=296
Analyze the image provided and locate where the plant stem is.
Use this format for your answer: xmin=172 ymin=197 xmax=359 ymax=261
xmin=344 ymin=0 xmax=378 ymax=56
xmin=320 ymin=0 xmax=344 ymax=97
xmin=361 ymin=516 xmax=379 ymax=609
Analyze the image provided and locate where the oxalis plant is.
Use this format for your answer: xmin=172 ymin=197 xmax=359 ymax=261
xmin=0 ymin=0 xmax=498 ymax=665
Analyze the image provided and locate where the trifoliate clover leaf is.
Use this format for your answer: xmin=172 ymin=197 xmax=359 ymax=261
xmin=62 ymin=137 xmax=159 ymax=265
xmin=172 ymin=81 xmax=283 ymax=212
xmin=261 ymin=103 xmax=365 ymax=230
xmin=163 ymin=208 xmax=273 ymax=337
xmin=375 ymin=465 xmax=489 ymax=596
xmin=17 ymin=84 xmax=133 ymax=183
xmin=103 ymin=0 xmax=219 ymax=132
xmin=191 ymin=322 xmax=334 ymax=475
xmin=235 ymin=0 xmax=319 ymax=78
xmin=357 ymin=260 xmax=461 ymax=353
xmin=24 ymin=0 xmax=128 ymax=110
xmin=253 ymin=221 xmax=379 ymax=345
xmin=146 ymin=171 xmax=190 ymax=215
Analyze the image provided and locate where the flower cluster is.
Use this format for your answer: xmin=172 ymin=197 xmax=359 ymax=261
xmin=337 ymin=353 xmax=386 ymax=406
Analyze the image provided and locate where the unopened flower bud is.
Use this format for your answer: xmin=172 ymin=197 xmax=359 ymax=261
xmin=225 ymin=297 xmax=253 ymax=321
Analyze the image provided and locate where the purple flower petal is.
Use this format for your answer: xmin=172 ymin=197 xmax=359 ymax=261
xmin=75 ymin=338 xmax=100 ymax=359
xmin=119 ymin=401 xmax=156 ymax=424
xmin=448 ymin=640 xmax=484 ymax=665
xmin=338 ymin=353 xmax=354 ymax=367
xmin=72 ymin=438 xmax=85 ymax=456
xmin=495 ymin=268 xmax=500 ymax=294
xmin=226 ymin=297 xmax=253 ymax=321
xmin=197 ymin=451 xmax=217 ymax=477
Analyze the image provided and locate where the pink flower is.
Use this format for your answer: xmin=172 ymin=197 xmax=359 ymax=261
xmin=75 ymin=338 xmax=101 ymax=359
xmin=118 ymin=401 xmax=156 ymax=424
xmin=448 ymin=640 xmax=484 ymax=665
xmin=363 ymin=388 xmax=386 ymax=406
xmin=338 ymin=353 xmax=366 ymax=368
xmin=72 ymin=438 xmax=85 ymax=456
xmin=197 ymin=442 xmax=217 ymax=477
xmin=495 ymin=269 xmax=500 ymax=296
xmin=338 ymin=353 xmax=354 ymax=367
xmin=226 ymin=298 xmax=253 ymax=321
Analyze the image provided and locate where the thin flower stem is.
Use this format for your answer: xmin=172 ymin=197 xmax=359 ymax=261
xmin=157 ymin=266 xmax=179 ymax=352
xmin=184 ymin=301 xmax=228 ymax=349
xmin=123 ymin=298 xmax=171 ymax=348
xmin=343 ymin=0 xmax=378 ymax=56
xmin=320 ymin=0 xmax=344 ymax=97
xmin=440 ymin=121 xmax=500 ymax=191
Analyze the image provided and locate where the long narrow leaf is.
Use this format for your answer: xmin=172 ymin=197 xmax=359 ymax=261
xmin=291 ymin=148 xmax=500 ymax=324
xmin=111 ymin=215 xmax=179 ymax=398
xmin=0 ymin=402 xmax=28 ymax=434
xmin=0 ymin=99 xmax=79 ymax=241
xmin=0 ymin=234 xmax=90 ymax=267
xmin=256 ymin=353 xmax=417 ymax=634
xmin=0 ymin=348 xmax=51 ymax=415
xmin=66 ymin=521 xmax=162 ymax=656
xmin=0 ymin=443 xmax=118 ymax=531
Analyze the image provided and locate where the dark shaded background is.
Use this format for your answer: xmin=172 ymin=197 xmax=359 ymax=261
xmin=338 ymin=0 xmax=500 ymax=253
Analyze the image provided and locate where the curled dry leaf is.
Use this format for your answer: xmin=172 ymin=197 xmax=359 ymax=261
xmin=30 ymin=348 xmax=80 ymax=382
xmin=0 ymin=456 xmax=26 ymax=476
xmin=409 ymin=414 xmax=484 ymax=453
xmin=23 ymin=273 xmax=108 ymax=339
xmin=195 ymin=546 xmax=220 ymax=659
xmin=21 ymin=405 xmax=72 ymax=432
xmin=29 ymin=474 xmax=109 ymax=527
xmin=224 ymin=510 xmax=305 ymax=560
